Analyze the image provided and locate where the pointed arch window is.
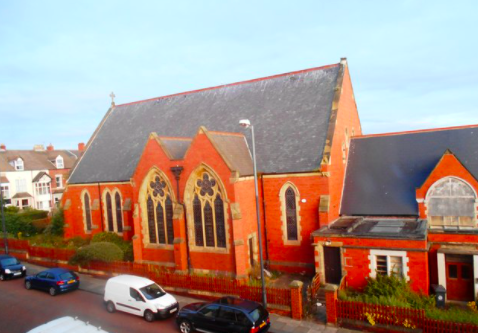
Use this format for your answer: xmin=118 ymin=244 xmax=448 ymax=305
xmin=144 ymin=173 xmax=174 ymax=245
xmin=280 ymin=183 xmax=302 ymax=245
xmin=190 ymin=172 xmax=227 ymax=248
xmin=83 ymin=192 xmax=92 ymax=231
xmin=102 ymin=189 xmax=124 ymax=233
xmin=115 ymin=192 xmax=123 ymax=232
xmin=106 ymin=193 xmax=114 ymax=231
xmin=285 ymin=187 xmax=298 ymax=241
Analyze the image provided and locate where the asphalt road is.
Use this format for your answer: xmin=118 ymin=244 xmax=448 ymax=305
xmin=0 ymin=276 xmax=179 ymax=333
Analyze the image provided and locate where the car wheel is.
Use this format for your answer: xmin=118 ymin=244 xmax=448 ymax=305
xmin=0 ymin=274 xmax=5 ymax=281
xmin=179 ymin=320 xmax=192 ymax=333
xmin=49 ymin=287 xmax=57 ymax=296
xmin=25 ymin=281 xmax=32 ymax=290
xmin=106 ymin=301 xmax=116 ymax=313
xmin=144 ymin=310 xmax=155 ymax=322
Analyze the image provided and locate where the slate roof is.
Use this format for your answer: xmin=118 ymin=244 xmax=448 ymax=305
xmin=341 ymin=125 xmax=478 ymax=216
xmin=69 ymin=63 xmax=342 ymax=184
xmin=0 ymin=150 xmax=80 ymax=172
xmin=312 ymin=217 xmax=427 ymax=240
xmin=207 ymin=131 xmax=253 ymax=176
xmin=159 ymin=138 xmax=192 ymax=160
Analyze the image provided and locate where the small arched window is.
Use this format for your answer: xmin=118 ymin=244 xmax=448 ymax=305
xmin=144 ymin=173 xmax=174 ymax=245
xmin=83 ymin=192 xmax=92 ymax=231
xmin=285 ymin=187 xmax=298 ymax=241
xmin=427 ymin=177 xmax=476 ymax=227
xmin=190 ymin=172 xmax=226 ymax=248
xmin=106 ymin=193 xmax=114 ymax=231
xmin=280 ymin=183 xmax=302 ymax=245
xmin=115 ymin=192 xmax=123 ymax=232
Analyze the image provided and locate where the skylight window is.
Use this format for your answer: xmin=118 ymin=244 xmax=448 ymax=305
xmin=56 ymin=156 xmax=64 ymax=169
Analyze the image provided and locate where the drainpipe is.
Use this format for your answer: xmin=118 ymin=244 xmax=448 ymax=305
xmin=260 ymin=174 xmax=270 ymax=264
xmin=170 ymin=166 xmax=191 ymax=270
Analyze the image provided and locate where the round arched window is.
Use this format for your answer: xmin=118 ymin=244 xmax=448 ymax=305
xmin=427 ymin=177 xmax=476 ymax=227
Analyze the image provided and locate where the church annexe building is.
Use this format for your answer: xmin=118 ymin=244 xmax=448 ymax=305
xmin=62 ymin=58 xmax=478 ymax=302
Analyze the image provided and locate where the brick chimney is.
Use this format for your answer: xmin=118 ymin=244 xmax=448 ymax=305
xmin=47 ymin=143 xmax=54 ymax=151
xmin=78 ymin=142 xmax=85 ymax=151
xmin=0 ymin=143 xmax=5 ymax=151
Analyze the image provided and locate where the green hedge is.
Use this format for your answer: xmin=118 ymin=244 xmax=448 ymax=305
xmin=92 ymin=232 xmax=133 ymax=261
xmin=69 ymin=242 xmax=124 ymax=266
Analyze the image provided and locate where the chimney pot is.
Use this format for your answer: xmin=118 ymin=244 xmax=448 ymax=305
xmin=0 ymin=143 xmax=5 ymax=151
xmin=78 ymin=143 xmax=85 ymax=151
xmin=47 ymin=143 xmax=54 ymax=151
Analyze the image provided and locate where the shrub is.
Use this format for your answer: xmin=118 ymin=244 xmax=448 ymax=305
xmin=5 ymin=213 xmax=38 ymax=237
xmin=18 ymin=208 xmax=48 ymax=220
xmin=50 ymin=208 xmax=64 ymax=236
xmin=29 ymin=234 xmax=67 ymax=248
xmin=91 ymin=232 xmax=133 ymax=262
xmin=4 ymin=206 xmax=19 ymax=214
xmin=69 ymin=242 xmax=123 ymax=266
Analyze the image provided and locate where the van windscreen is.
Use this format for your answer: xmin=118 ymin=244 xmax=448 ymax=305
xmin=140 ymin=283 xmax=166 ymax=300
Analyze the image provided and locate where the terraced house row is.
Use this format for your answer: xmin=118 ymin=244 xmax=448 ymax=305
xmin=61 ymin=58 xmax=478 ymax=303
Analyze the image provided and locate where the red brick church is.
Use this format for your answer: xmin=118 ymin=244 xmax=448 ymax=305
xmin=62 ymin=58 xmax=478 ymax=302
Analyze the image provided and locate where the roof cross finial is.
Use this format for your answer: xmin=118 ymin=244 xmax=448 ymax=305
xmin=109 ymin=92 xmax=116 ymax=107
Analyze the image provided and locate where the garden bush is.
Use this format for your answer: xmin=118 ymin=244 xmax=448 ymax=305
xmin=5 ymin=213 xmax=38 ymax=237
xmin=50 ymin=208 xmax=64 ymax=236
xmin=69 ymin=242 xmax=123 ymax=266
xmin=91 ymin=232 xmax=133 ymax=261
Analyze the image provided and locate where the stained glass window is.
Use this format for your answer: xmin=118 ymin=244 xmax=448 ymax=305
xmin=193 ymin=195 xmax=204 ymax=246
xmin=115 ymin=192 xmax=123 ymax=232
xmin=147 ymin=196 xmax=156 ymax=243
xmin=191 ymin=172 xmax=227 ymax=249
xmin=156 ymin=202 xmax=166 ymax=244
xmin=165 ymin=196 xmax=174 ymax=244
xmin=84 ymin=193 xmax=92 ymax=231
xmin=285 ymin=187 xmax=298 ymax=241
xmin=106 ymin=193 xmax=114 ymax=231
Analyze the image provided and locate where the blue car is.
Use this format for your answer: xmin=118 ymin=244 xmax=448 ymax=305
xmin=25 ymin=268 xmax=80 ymax=296
xmin=0 ymin=254 xmax=27 ymax=280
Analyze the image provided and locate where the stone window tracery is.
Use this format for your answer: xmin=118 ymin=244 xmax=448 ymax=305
xmin=145 ymin=174 xmax=174 ymax=245
xmin=427 ymin=177 xmax=477 ymax=227
xmin=191 ymin=172 xmax=226 ymax=248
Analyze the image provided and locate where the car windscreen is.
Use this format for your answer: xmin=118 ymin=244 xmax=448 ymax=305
xmin=1 ymin=258 xmax=19 ymax=266
xmin=249 ymin=305 xmax=267 ymax=323
xmin=139 ymin=283 xmax=166 ymax=300
xmin=59 ymin=272 xmax=76 ymax=280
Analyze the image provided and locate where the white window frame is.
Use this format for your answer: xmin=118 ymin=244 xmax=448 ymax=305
xmin=56 ymin=175 xmax=63 ymax=188
xmin=369 ymin=249 xmax=409 ymax=281
xmin=35 ymin=181 xmax=51 ymax=196
xmin=0 ymin=185 xmax=9 ymax=199
xmin=55 ymin=156 xmax=64 ymax=169
xmin=15 ymin=158 xmax=24 ymax=171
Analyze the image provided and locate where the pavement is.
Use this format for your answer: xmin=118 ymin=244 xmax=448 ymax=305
xmin=24 ymin=262 xmax=358 ymax=333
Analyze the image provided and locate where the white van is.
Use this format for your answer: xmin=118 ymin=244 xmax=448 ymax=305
xmin=27 ymin=316 xmax=110 ymax=333
xmin=104 ymin=275 xmax=178 ymax=322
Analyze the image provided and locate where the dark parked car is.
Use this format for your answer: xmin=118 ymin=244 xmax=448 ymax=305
xmin=0 ymin=254 xmax=26 ymax=280
xmin=176 ymin=297 xmax=270 ymax=333
xmin=25 ymin=268 xmax=80 ymax=296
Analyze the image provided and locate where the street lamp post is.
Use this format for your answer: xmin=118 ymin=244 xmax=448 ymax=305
xmin=239 ymin=119 xmax=267 ymax=308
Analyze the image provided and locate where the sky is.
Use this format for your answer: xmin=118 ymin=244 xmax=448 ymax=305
xmin=1 ymin=0 xmax=477 ymax=149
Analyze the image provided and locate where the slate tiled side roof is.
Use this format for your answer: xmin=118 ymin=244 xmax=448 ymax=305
xmin=159 ymin=137 xmax=193 ymax=160
xmin=0 ymin=150 xmax=80 ymax=171
xmin=69 ymin=63 xmax=341 ymax=184
xmin=341 ymin=125 xmax=478 ymax=216
xmin=207 ymin=131 xmax=253 ymax=176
